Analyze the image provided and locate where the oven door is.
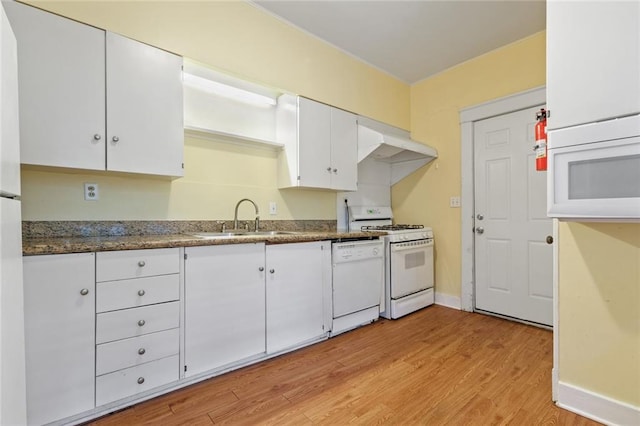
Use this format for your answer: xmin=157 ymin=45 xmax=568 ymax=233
xmin=389 ymin=239 xmax=434 ymax=299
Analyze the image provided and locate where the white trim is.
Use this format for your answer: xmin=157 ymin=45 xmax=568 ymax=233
xmin=434 ymin=292 xmax=461 ymax=310
xmin=459 ymin=86 xmax=547 ymax=314
xmin=459 ymin=86 xmax=546 ymax=123
xmin=552 ymin=218 xmax=559 ymax=402
xmin=557 ymin=381 xmax=640 ymax=426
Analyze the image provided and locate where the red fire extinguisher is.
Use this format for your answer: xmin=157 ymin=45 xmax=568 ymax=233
xmin=534 ymin=108 xmax=547 ymax=171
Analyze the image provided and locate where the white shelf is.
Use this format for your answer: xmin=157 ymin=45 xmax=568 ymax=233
xmin=184 ymin=126 xmax=283 ymax=151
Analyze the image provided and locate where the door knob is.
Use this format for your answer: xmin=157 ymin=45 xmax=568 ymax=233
xmin=476 ymin=214 xmax=484 ymax=220
xmin=546 ymin=235 xmax=554 ymax=244
xmin=476 ymin=227 xmax=484 ymax=234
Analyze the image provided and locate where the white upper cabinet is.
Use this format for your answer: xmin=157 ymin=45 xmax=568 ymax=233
xmin=5 ymin=1 xmax=105 ymax=171
xmin=277 ymin=95 xmax=357 ymax=191
xmin=6 ymin=2 xmax=184 ymax=177
xmin=106 ymin=32 xmax=183 ymax=176
xmin=546 ymin=0 xmax=640 ymax=131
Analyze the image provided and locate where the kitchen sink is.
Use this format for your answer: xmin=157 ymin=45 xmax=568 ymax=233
xmin=188 ymin=231 xmax=300 ymax=239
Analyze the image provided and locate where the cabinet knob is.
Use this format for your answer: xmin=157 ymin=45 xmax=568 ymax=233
xmin=80 ymin=288 xmax=89 ymax=296
xmin=137 ymin=377 xmax=145 ymax=384
xmin=93 ymin=134 xmax=101 ymax=141
xmin=546 ymin=235 xmax=554 ymax=244
xmin=138 ymin=319 xmax=146 ymax=327
xmin=138 ymin=348 xmax=146 ymax=355
xmin=259 ymin=266 xmax=265 ymax=272
xmin=138 ymin=260 xmax=146 ymax=267
xmin=333 ymin=168 xmax=338 ymax=173
xmin=269 ymin=269 xmax=275 ymax=274
xmin=138 ymin=289 xmax=146 ymax=296
xmin=326 ymin=167 xmax=332 ymax=172
xmin=112 ymin=136 xmax=120 ymax=143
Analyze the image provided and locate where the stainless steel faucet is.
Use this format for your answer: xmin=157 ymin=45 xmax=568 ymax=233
xmin=233 ymin=198 xmax=260 ymax=231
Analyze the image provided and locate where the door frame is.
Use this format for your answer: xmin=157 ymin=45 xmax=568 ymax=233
xmin=458 ymin=85 xmax=558 ymax=400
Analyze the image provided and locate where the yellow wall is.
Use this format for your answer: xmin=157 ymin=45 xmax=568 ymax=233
xmin=397 ymin=32 xmax=546 ymax=298
xmin=559 ymin=222 xmax=640 ymax=406
xmin=20 ymin=0 xmax=409 ymax=221
xmin=402 ymin=28 xmax=640 ymax=408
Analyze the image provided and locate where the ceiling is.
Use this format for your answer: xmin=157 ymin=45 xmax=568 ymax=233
xmin=252 ymin=0 xmax=546 ymax=84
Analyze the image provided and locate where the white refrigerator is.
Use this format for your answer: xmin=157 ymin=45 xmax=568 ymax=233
xmin=0 ymin=1 xmax=27 ymax=424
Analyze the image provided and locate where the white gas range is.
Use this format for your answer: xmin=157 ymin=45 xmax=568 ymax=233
xmin=349 ymin=206 xmax=435 ymax=319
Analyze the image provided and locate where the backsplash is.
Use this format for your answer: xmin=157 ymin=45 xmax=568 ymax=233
xmin=22 ymin=220 xmax=337 ymax=239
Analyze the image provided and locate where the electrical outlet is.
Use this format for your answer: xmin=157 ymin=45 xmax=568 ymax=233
xmin=84 ymin=183 xmax=99 ymax=201
xmin=449 ymin=196 xmax=461 ymax=208
xmin=269 ymin=201 xmax=277 ymax=215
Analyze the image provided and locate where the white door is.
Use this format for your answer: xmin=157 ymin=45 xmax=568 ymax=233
xmin=266 ymin=241 xmax=327 ymax=354
xmin=5 ymin=1 xmax=106 ymax=170
xmin=329 ymin=107 xmax=357 ymax=191
xmin=106 ymin=32 xmax=184 ymax=177
xmin=474 ymin=106 xmax=553 ymax=326
xmin=184 ymin=243 xmax=266 ymax=377
xmin=298 ymin=97 xmax=331 ymax=188
xmin=22 ymin=253 xmax=96 ymax=426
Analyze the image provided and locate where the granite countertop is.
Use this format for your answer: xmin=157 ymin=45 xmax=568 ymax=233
xmin=22 ymin=231 xmax=385 ymax=256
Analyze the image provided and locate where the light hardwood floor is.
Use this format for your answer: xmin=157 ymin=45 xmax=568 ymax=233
xmin=90 ymin=305 xmax=600 ymax=425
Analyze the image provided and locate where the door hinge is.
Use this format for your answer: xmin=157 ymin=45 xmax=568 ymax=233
xmin=184 ymin=253 xmax=188 ymax=260
xmin=184 ymin=365 xmax=187 ymax=372
xmin=182 ymin=163 xmax=184 ymax=169
xmin=297 ymin=175 xmax=301 ymax=180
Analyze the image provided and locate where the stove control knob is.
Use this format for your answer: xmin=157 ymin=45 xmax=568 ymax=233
xmin=372 ymin=248 xmax=379 ymax=255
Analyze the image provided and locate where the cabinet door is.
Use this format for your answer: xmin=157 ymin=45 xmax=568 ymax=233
xmin=329 ymin=108 xmax=358 ymax=191
xmin=184 ymin=243 xmax=266 ymax=377
xmin=106 ymin=32 xmax=184 ymax=177
xmin=547 ymin=1 xmax=640 ymax=130
xmin=266 ymin=241 xmax=328 ymax=354
xmin=22 ymin=253 xmax=96 ymax=426
xmin=5 ymin=2 xmax=105 ymax=170
xmin=298 ymin=97 xmax=331 ymax=188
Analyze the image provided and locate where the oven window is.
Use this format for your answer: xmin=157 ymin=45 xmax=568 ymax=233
xmin=568 ymin=154 xmax=640 ymax=199
xmin=405 ymin=251 xmax=425 ymax=269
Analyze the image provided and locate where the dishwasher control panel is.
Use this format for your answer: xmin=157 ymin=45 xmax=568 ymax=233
xmin=332 ymin=240 xmax=384 ymax=263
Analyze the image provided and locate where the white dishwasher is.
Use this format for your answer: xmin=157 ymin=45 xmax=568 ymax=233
xmin=331 ymin=239 xmax=384 ymax=336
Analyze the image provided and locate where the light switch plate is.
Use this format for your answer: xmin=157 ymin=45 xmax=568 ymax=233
xmin=269 ymin=201 xmax=277 ymax=215
xmin=450 ymin=196 xmax=461 ymax=208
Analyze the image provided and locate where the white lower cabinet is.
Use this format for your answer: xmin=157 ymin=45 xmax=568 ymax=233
xmin=23 ymin=241 xmax=332 ymax=424
xmin=95 ymin=248 xmax=181 ymax=405
xmin=22 ymin=253 xmax=96 ymax=426
xmin=184 ymin=243 xmax=266 ymax=377
xmin=266 ymin=241 xmax=330 ymax=354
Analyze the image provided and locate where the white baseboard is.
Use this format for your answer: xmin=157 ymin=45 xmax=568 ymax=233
xmin=434 ymin=292 xmax=461 ymax=310
xmin=557 ymin=381 xmax=640 ymax=426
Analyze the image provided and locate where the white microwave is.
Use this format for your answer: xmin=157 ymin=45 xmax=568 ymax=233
xmin=547 ymin=114 xmax=640 ymax=220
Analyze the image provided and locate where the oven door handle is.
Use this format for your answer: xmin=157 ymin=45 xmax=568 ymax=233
xmin=391 ymin=240 xmax=432 ymax=252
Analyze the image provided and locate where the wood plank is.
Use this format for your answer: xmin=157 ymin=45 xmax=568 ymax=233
xmin=89 ymin=306 xmax=602 ymax=425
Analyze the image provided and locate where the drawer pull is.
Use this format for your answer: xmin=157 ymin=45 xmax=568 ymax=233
xmin=80 ymin=288 xmax=89 ymax=296
xmin=138 ymin=348 xmax=146 ymax=355
xmin=137 ymin=377 xmax=145 ymax=385
xmin=137 ymin=320 xmax=146 ymax=327
xmin=138 ymin=289 xmax=146 ymax=296
xmin=138 ymin=260 xmax=146 ymax=267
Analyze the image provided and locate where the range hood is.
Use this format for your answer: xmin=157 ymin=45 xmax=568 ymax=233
xmin=357 ymin=120 xmax=438 ymax=184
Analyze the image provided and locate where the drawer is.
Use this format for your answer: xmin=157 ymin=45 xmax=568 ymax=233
xmin=97 ymin=274 xmax=179 ymax=313
xmin=96 ymin=248 xmax=180 ymax=282
xmin=96 ymin=355 xmax=179 ymax=406
xmin=96 ymin=328 xmax=179 ymax=376
xmin=96 ymin=301 xmax=179 ymax=344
